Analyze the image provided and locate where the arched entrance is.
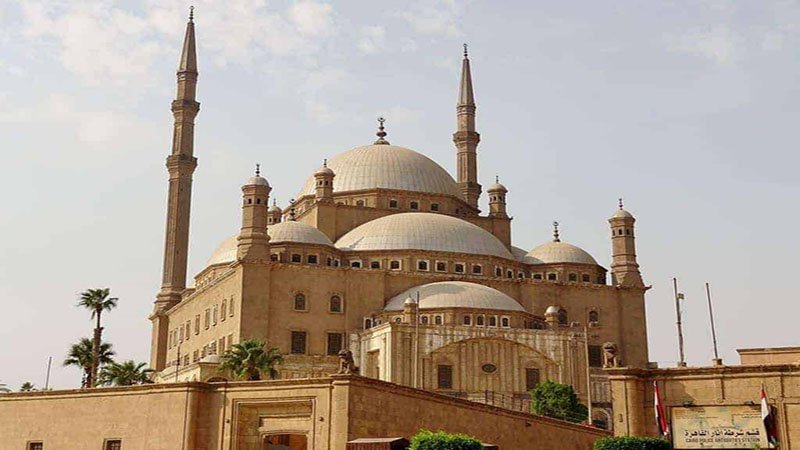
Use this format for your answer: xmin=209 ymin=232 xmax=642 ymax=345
xmin=263 ymin=434 xmax=308 ymax=450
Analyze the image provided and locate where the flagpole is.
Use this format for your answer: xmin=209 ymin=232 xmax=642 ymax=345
xmin=705 ymin=283 xmax=721 ymax=365
xmin=673 ymin=278 xmax=687 ymax=367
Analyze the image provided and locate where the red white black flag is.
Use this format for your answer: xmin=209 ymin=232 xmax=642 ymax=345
xmin=761 ymin=383 xmax=778 ymax=446
xmin=654 ymin=380 xmax=670 ymax=436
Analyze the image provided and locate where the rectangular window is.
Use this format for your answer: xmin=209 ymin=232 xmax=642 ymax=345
xmin=430 ymin=203 xmax=439 ymax=212
xmin=350 ymin=260 xmax=362 ymax=268
xmin=209 ymin=341 xmax=217 ymax=355
xmin=185 ymin=321 xmax=191 ymax=340
xmin=410 ymin=200 xmax=419 ymax=210
xmin=229 ymin=298 xmax=235 ymax=317
xmin=204 ymin=309 xmax=210 ymax=329
xmin=221 ymin=299 xmax=227 ymax=321
xmin=588 ymin=345 xmax=603 ymax=367
xmin=213 ymin=305 xmax=218 ymax=326
xmin=435 ymin=261 xmax=447 ymax=272
xmin=218 ymin=337 xmax=226 ymax=353
xmin=195 ymin=315 xmax=200 ymax=334
xmin=417 ymin=260 xmax=429 ymax=271
xmin=291 ymin=331 xmax=307 ymax=354
xmin=179 ymin=326 xmax=184 ymax=342
xmin=307 ymin=254 xmax=318 ymax=264
xmin=104 ymin=439 xmax=122 ymax=450
xmin=525 ymin=368 xmax=541 ymax=391
xmin=370 ymin=260 xmax=380 ymax=269
xmin=472 ymin=264 xmax=482 ymax=275
xmin=390 ymin=260 xmax=401 ymax=270
xmin=291 ymin=253 xmax=302 ymax=263
xmin=327 ymin=333 xmax=344 ymax=355
xmin=227 ymin=333 xmax=234 ymax=350
xmin=454 ymin=263 xmax=465 ymax=273
xmin=389 ymin=199 xmax=399 ymax=209
xmin=437 ymin=365 xmax=453 ymax=390
xmin=193 ymin=350 xmax=199 ymax=362
xmin=28 ymin=443 xmax=44 ymax=450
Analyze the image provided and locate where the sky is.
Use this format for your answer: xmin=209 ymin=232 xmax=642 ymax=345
xmin=1 ymin=0 xmax=799 ymax=391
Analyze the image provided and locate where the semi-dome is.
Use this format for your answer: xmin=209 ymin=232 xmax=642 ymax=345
xmin=384 ymin=281 xmax=525 ymax=312
xmin=206 ymin=222 xmax=334 ymax=266
xmin=298 ymin=145 xmax=460 ymax=198
xmin=335 ymin=213 xmax=514 ymax=259
xmin=525 ymin=241 xmax=598 ymax=265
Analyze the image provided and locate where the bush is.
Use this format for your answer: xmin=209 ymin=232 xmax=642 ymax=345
xmin=530 ymin=380 xmax=589 ymax=423
xmin=593 ymin=436 xmax=672 ymax=450
xmin=409 ymin=430 xmax=483 ymax=450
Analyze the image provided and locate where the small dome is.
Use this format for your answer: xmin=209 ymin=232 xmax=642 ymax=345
xmin=545 ymin=305 xmax=562 ymax=315
xmin=298 ymin=145 xmax=460 ymax=198
xmin=487 ymin=182 xmax=507 ymax=193
xmin=403 ymin=297 xmax=416 ymax=306
xmin=611 ymin=208 xmax=634 ymax=219
xmin=384 ymin=281 xmax=524 ymax=312
xmin=335 ymin=212 xmax=514 ymax=259
xmin=525 ymin=241 xmax=598 ymax=265
xmin=246 ymin=175 xmax=270 ymax=187
xmin=314 ymin=165 xmax=335 ymax=177
xmin=268 ymin=203 xmax=282 ymax=213
xmin=206 ymin=222 xmax=334 ymax=267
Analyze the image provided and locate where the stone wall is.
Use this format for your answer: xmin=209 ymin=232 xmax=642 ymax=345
xmin=0 ymin=375 xmax=608 ymax=450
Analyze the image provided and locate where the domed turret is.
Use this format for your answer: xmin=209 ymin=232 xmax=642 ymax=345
xmin=314 ymin=159 xmax=335 ymax=202
xmin=609 ymin=198 xmax=643 ymax=287
xmin=267 ymin=199 xmax=282 ymax=225
xmin=487 ymin=176 xmax=508 ymax=218
xmin=237 ymin=164 xmax=271 ymax=261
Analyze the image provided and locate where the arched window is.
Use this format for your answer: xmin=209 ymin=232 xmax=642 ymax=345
xmin=569 ymin=273 xmax=578 ymax=282
xmin=390 ymin=260 xmax=401 ymax=270
xmin=582 ymin=274 xmax=590 ymax=282
xmin=356 ymin=200 xmax=365 ymax=207
xmin=454 ymin=263 xmax=465 ymax=273
xmin=410 ymin=201 xmax=419 ymax=210
xmin=501 ymin=317 xmax=510 ymax=328
xmin=495 ymin=267 xmax=503 ymax=277
xmin=430 ymin=203 xmax=440 ymax=212
xmin=270 ymin=253 xmax=279 ymax=262
xmin=463 ymin=315 xmax=472 ymax=325
xmin=472 ymin=265 xmax=483 ymax=275
xmin=350 ymin=260 xmax=362 ymax=268
xmin=488 ymin=316 xmax=497 ymax=327
xmin=434 ymin=315 xmax=443 ymax=325
xmin=557 ymin=309 xmax=568 ymax=326
xmin=389 ymin=199 xmax=399 ymax=209
xmin=329 ymin=295 xmax=342 ymax=313
xmin=417 ymin=260 xmax=429 ymax=271
xmin=588 ymin=310 xmax=599 ymax=324
xmin=421 ymin=316 xmax=429 ymax=324
xmin=370 ymin=261 xmax=380 ymax=269
xmin=476 ymin=315 xmax=485 ymax=326
xmin=547 ymin=273 xmax=557 ymax=281
xmin=364 ymin=318 xmax=373 ymax=329
xmin=293 ymin=294 xmax=306 ymax=311
xmin=506 ymin=270 xmax=513 ymax=278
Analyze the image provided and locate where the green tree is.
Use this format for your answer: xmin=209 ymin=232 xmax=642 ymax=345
xmin=593 ymin=436 xmax=672 ymax=450
xmin=219 ymin=339 xmax=283 ymax=381
xmin=530 ymin=380 xmax=588 ymax=423
xmin=409 ymin=430 xmax=483 ymax=450
xmin=98 ymin=361 xmax=154 ymax=386
xmin=20 ymin=382 xmax=35 ymax=392
xmin=63 ymin=338 xmax=115 ymax=388
xmin=76 ymin=288 xmax=118 ymax=387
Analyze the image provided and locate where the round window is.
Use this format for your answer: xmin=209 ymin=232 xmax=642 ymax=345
xmin=481 ymin=363 xmax=497 ymax=373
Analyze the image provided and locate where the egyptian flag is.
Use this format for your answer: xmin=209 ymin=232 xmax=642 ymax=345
xmin=761 ymin=383 xmax=778 ymax=446
xmin=654 ymin=380 xmax=670 ymax=436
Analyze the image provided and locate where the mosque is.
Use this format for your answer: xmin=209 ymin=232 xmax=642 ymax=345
xmin=150 ymin=11 xmax=650 ymax=430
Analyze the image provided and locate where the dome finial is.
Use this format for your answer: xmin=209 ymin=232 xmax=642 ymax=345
xmin=323 ymin=158 xmax=328 ymax=168
xmin=374 ymin=117 xmax=390 ymax=145
xmin=289 ymin=198 xmax=296 ymax=221
xmin=189 ymin=5 xmax=194 ymax=23
xmin=272 ymin=198 xmax=277 ymax=207
xmin=495 ymin=174 xmax=499 ymax=184
xmin=255 ymin=163 xmax=261 ymax=177
xmin=553 ymin=221 xmax=561 ymax=242
xmin=463 ymin=43 xmax=468 ymax=58
xmin=618 ymin=197 xmax=624 ymax=210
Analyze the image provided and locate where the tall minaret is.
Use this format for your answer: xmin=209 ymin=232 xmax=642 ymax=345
xmin=151 ymin=9 xmax=199 ymax=370
xmin=453 ymin=44 xmax=481 ymax=210
xmin=609 ymin=199 xmax=644 ymax=287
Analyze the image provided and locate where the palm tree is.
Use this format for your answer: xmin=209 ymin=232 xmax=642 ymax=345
xmin=219 ymin=340 xmax=283 ymax=381
xmin=98 ymin=361 xmax=154 ymax=386
xmin=63 ymin=338 xmax=115 ymax=388
xmin=20 ymin=382 xmax=35 ymax=392
xmin=77 ymin=288 xmax=118 ymax=387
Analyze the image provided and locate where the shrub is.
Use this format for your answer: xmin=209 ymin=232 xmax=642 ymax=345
xmin=409 ymin=430 xmax=483 ymax=450
xmin=530 ymin=380 xmax=589 ymax=423
xmin=593 ymin=436 xmax=672 ymax=450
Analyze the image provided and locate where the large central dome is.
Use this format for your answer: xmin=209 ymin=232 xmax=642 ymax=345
xmin=298 ymin=144 xmax=460 ymax=198
xmin=335 ymin=212 xmax=514 ymax=259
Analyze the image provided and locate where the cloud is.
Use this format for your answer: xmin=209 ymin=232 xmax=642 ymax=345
xmin=357 ymin=26 xmax=385 ymax=54
xmin=399 ymin=0 xmax=462 ymax=38
xmin=289 ymin=0 xmax=334 ymax=37
xmin=665 ymin=25 xmax=740 ymax=64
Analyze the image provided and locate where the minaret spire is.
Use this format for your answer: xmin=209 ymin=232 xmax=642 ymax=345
xmin=453 ymin=43 xmax=481 ymax=210
xmin=152 ymin=9 xmax=201 ymax=371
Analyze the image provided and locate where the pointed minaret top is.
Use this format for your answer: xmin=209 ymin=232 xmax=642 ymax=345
xmin=618 ymin=198 xmax=624 ymax=209
xmin=458 ymin=43 xmax=475 ymax=106
xmin=553 ymin=221 xmax=561 ymax=242
xmin=374 ymin=117 xmax=390 ymax=145
xmin=255 ymin=163 xmax=261 ymax=176
xmin=178 ymin=8 xmax=197 ymax=73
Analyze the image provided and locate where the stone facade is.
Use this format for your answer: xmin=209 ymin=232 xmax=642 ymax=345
xmin=0 ymin=375 xmax=608 ymax=450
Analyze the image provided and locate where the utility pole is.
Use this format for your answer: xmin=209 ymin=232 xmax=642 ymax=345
xmin=44 ymin=356 xmax=52 ymax=390
xmin=706 ymin=282 xmax=722 ymax=365
xmin=673 ymin=278 xmax=687 ymax=367
xmin=413 ymin=291 xmax=420 ymax=389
